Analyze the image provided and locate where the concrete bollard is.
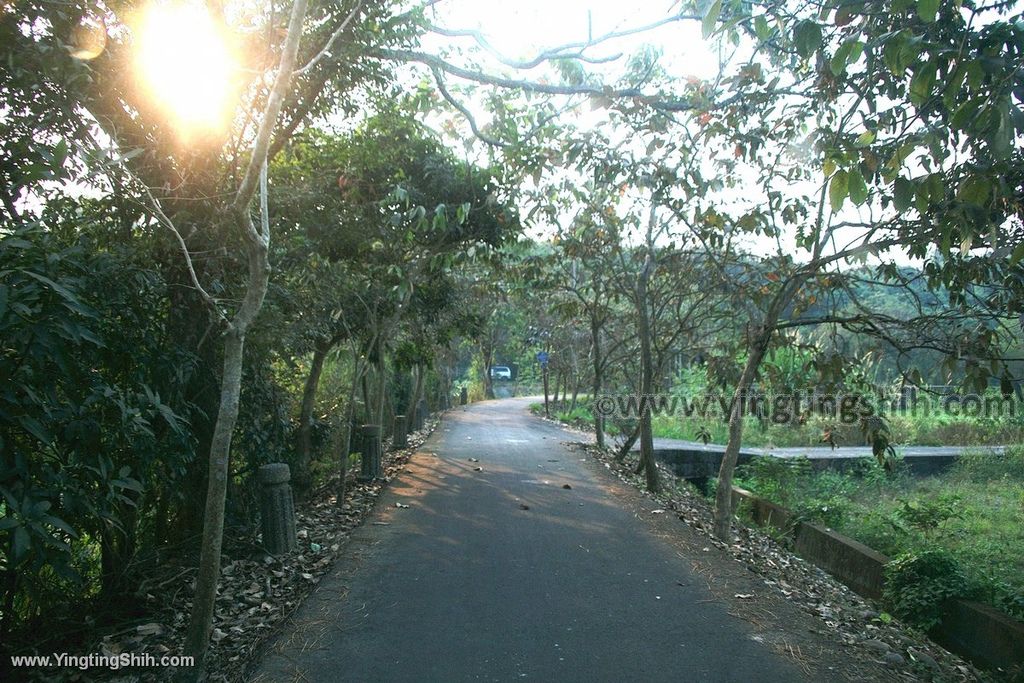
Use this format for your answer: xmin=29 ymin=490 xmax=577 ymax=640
xmin=258 ymin=463 xmax=297 ymax=555
xmin=460 ymin=387 xmax=468 ymax=405
xmin=392 ymin=415 xmax=408 ymax=450
xmin=358 ymin=424 xmax=382 ymax=481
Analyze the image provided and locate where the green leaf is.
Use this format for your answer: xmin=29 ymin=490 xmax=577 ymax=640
xmin=917 ymin=0 xmax=940 ymax=23
xmin=830 ymin=39 xmax=860 ymax=76
xmin=893 ymin=177 xmax=914 ymax=211
xmin=848 ymin=169 xmax=869 ymax=205
xmin=910 ymin=62 xmax=937 ymax=105
xmin=854 ymin=131 xmax=876 ymax=148
xmin=703 ymin=0 xmax=723 ymax=39
xmin=830 ymin=170 xmax=849 ymax=212
xmin=18 ymin=416 xmax=52 ymax=444
xmin=1010 ymin=242 xmax=1024 ymax=266
xmin=793 ymin=20 xmax=822 ymax=59
xmin=21 ymin=270 xmax=82 ymax=307
xmin=957 ymin=176 xmax=990 ymax=206
xmin=39 ymin=514 xmax=78 ymax=538
xmin=915 ymin=185 xmax=930 ymax=214
xmin=13 ymin=525 xmax=29 ymax=561
xmin=754 ymin=15 xmax=770 ymax=40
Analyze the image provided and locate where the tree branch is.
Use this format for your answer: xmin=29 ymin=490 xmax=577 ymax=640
xmin=370 ymin=48 xmax=697 ymax=111
xmin=293 ymin=1 xmax=365 ymax=77
xmin=431 ymin=68 xmax=508 ymax=148
xmin=427 ymin=11 xmax=699 ymax=70
xmin=233 ymin=0 xmax=311 ymax=218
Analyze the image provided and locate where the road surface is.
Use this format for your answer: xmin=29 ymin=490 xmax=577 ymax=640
xmin=254 ymin=398 xmax=834 ymax=682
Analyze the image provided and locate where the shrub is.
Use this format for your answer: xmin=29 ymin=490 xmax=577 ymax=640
xmin=893 ymin=494 xmax=961 ymax=533
xmin=735 ymin=456 xmax=812 ymax=506
xmin=883 ymin=549 xmax=970 ymax=631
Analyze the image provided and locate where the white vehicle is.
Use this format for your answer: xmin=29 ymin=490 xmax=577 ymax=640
xmin=489 ymin=366 xmax=512 ymax=380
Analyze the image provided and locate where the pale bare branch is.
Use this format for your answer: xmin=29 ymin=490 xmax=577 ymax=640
xmin=431 ymin=68 xmax=508 ymax=148
xmin=371 ymin=48 xmax=697 ymax=111
xmin=293 ymin=0 xmax=365 ymax=77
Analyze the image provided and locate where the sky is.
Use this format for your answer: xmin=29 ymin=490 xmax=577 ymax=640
xmin=425 ymin=0 xmax=720 ymax=80
xmin=419 ymin=1 xmax=929 ymax=266
xmin=420 ymin=1 xmax=809 ymax=257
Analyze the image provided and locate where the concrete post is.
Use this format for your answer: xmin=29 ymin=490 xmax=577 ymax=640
xmin=258 ymin=464 xmax=297 ymax=555
xmin=392 ymin=415 xmax=408 ymax=450
xmin=358 ymin=424 xmax=382 ymax=481
xmin=460 ymin=387 xmax=468 ymax=405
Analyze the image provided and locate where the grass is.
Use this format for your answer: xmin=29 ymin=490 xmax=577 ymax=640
xmin=734 ymin=447 xmax=1024 ymax=622
xmin=652 ymin=413 xmax=1024 ymax=448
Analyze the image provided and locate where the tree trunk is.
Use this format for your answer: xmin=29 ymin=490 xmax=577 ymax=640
xmin=360 ymin=371 xmax=373 ymax=424
xmin=591 ymin=317 xmax=605 ymax=449
xmin=183 ymin=324 xmax=253 ymax=676
xmin=482 ymin=341 xmax=495 ymax=399
xmin=615 ymin=422 xmax=641 ymax=462
xmin=712 ymin=265 xmax=809 ymax=541
xmin=712 ymin=332 xmax=771 ymax=541
xmin=542 ymin=362 xmax=550 ymax=417
xmin=1 ymin=538 xmax=18 ymax=642
xmin=636 ymin=255 xmax=660 ymax=493
xmin=295 ymin=341 xmax=329 ymax=497
xmin=409 ymin=364 xmax=424 ymax=425
xmin=338 ymin=353 xmax=367 ymax=508
xmin=375 ymin=353 xmax=387 ymax=432
xmin=180 ymin=0 xmax=307 ymax=668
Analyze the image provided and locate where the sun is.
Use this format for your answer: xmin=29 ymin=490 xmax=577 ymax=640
xmin=133 ymin=1 xmax=238 ymax=136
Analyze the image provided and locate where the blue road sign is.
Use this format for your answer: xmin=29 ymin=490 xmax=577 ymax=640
xmin=536 ymin=351 xmax=549 ymax=365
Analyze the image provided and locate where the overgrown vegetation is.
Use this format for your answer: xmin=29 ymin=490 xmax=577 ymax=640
xmin=734 ymin=448 xmax=1024 ymax=627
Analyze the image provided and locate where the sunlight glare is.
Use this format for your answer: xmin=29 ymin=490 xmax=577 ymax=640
xmin=134 ymin=2 xmax=237 ymax=135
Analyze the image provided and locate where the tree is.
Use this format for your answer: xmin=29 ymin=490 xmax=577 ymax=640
xmin=682 ymin=0 xmax=1024 ymax=540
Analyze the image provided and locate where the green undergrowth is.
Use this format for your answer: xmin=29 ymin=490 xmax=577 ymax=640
xmin=651 ymin=413 xmax=1024 ymax=449
xmin=532 ymin=397 xmax=1024 ymax=449
xmin=734 ymin=447 xmax=1024 ymax=627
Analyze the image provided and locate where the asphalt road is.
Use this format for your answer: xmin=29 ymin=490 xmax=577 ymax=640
xmin=255 ymin=398 xmax=809 ymax=682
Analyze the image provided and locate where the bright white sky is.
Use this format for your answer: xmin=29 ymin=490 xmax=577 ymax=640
xmin=421 ymin=1 xmax=926 ymax=266
xmin=427 ymin=0 xmax=719 ymax=80
xmin=421 ymin=1 xmax=808 ymax=258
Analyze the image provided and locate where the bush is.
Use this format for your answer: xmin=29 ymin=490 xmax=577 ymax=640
xmin=556 ymin=406 xmax=593 ymax=427
xmin=734 ymin=456 xmax=812 ymax=507
xmin=883 ymin=549 xmax=971 ymax=631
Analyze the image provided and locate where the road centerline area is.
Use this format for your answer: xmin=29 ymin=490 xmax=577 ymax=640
xmin=255 ymin=398 xmax=810 ymax=683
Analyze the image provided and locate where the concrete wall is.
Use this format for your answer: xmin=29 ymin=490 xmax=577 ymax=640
xmin=933 ymin=599 xmax=1024 ymax=673
xmin=792 ymin=522 xmax=889 ymax=600
xmin=732 ymin=487 xmax=887 ymax=599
